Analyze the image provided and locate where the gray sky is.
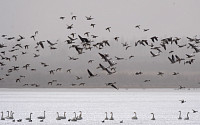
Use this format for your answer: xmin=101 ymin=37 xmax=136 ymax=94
xmin=0 ymin=0 xmax=200 ymax=88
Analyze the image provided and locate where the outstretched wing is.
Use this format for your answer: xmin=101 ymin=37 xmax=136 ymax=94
xmin=111 ymin=84 xmax=118 ymax=90
xmin=87 ymin=69 xmax=93 ymax=76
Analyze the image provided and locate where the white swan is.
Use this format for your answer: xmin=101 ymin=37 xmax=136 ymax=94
xmin=132 ymin=112 xmax=138 ymax=120
xmin=109 ymin=112 xmax=114 ymax=120
xmin=9 ymin=111 xmax=14 ymax=119
xmin=37 ymin=111 xmax=45 ymax=119
xmin=151 ymin=113 xmax=155 ymax=120
xmin=25 ymin=113 xmax=32 ymax=122
xmin=77 ymin=111 xmax=82 ymax=120
xmin=1 ymin=112 xmax=5 ymax=120
xmin=5 ymin=111 xmax=9 ymax=119
xmin=105 ymin=112 xmax=108 ymax=120
xmin=56 ymin=112 xmax=61 ymax=120
xmin=59 ymin=112 xmax=66 ymax=119
xmin=26 ymin=113 xmax=33 ymax=121
xmin=178 ymin=111 xmax=182 ymax=120
xmin=184 ymin=112 xmax=189 ymax=120
xmin=71 ymin=112 xmax=77 ymax=121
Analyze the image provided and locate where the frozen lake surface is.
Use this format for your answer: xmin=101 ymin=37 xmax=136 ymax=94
xmin=0 ymin=88 xmax=200 ymax=125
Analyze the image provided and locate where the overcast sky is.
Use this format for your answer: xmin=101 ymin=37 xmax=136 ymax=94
xmin=0 ymin=0 xmax=200 ymax=88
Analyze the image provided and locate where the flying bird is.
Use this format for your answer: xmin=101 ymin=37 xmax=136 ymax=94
xmin=106 ymin=27 xmax=111 ymax=32
xmin=87 ymin=69 xmax=98 ymax=78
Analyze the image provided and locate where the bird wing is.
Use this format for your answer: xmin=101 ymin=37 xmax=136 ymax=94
xmin=39 ymin=42 xmax=44 ymax=49
xmin=87 ymin=69 xmax=93 ymax=76
xmin=150 ymin=51 xmax=156 ymax=56
xmin=111 ymin=84 xmax=118 ymax=90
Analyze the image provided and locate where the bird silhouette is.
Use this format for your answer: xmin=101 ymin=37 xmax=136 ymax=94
xmin=87 ymin=69 xmax=98 ymax=78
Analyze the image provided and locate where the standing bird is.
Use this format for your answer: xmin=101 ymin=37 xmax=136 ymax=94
xmin=132 ymin=112 xmax=138 ymax=120
xmin=151 ymin=113 xmax=155 ymax=120
xmin=37 ymin=111 xmax=45 ymax=120
xmin=178 ymin=111 xmax=182 ymax=120
xmin=109 ymin=112 xmax=114 ymax=120
xmin=184 ymin=112 xmax=189 ymax=120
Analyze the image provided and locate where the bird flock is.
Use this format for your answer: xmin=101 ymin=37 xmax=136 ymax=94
xmin=0 ymin=13 xmax=200 ymax=89
xmin=0 ymin=110 xmax=198 ymax=123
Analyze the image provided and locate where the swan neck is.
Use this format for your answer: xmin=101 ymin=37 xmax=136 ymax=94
xmin=187 ymin=112 xmax=189 ymax=117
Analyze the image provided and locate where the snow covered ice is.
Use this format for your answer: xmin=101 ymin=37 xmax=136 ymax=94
xmin=0 ymin=88 xmax=200 ymax=125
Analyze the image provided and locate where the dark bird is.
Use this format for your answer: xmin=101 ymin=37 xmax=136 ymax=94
xmin=114 ymin=37 xmax=119 ymax=41
xmin=1 ymin=34 xmax=7 ymax=37
xmin=105 ymin=68 xmax=116 ymax=75
xmin=192 ymin=109 xmax=198 ymax=113
xmin=135 ymin=25 xmax=140 ymax=29
xmin=68 ymin=56 xmax=79 ymax=60
xmin=87 ymin=69 xmax=98 ymax=78
xmin=88 ymin=60 xmax=94 ymax=63
xmin=79 ymin=83 xmax=85 ymax=86
xmin=97 ymin=63 xmax=107 ymax=70
xmin=106 ymin=27 xmax=111 ymax=32
xmin=90 ymin=23 xmax=95 ymax=28
xmin=91 ymin=35 xmax=98 ymax=38
xmin=30 ymin=35 xmax=36 ymax=41
xmin=168 ymin=55 xmax=176 ymax=64
xmin=72 ymin=15 xmax=77 ymax=20
xmin=78 ymin=35 xmax=90 ymax=43
xmin=6 ymin=37 xmax=15 ymax=40
xmin=47 ymin=40 xmax=57 ymax=46
xmin=16 ymin=78 xmax=21 ymax=83
xmin=37 ymin=41 xmax=45 ymax=49
xmin=70 ymin=33 xmax=76 ymax=38
xmin=24 ymin=45 xmax=30 ymax=49
xmin=173 ymin=72 xmax=179 ymax=75
xmin=76 ymin=76 xmax=82 ymax=80
xmin=115 ymin=56 xmax=124 ymax=60
xmin=106 ymin=82 xmax=118 ymax=90
xmin=143 ymin=29 xmax=149 ymax=32
xmin=67 ymin=69 xmax=71 ymax=73
xmin=59 ymin=16 xmax=65 ymax=20
xmin=129 ymin=55 xmax=134 ymax=59
xmin=86 ymin=16 xmax=94 ymax=20
xmin=186 ymin=54 xmax=195 ymax=58
xmin=84 ymin=32 xmax=90 ymax=37
xmin=179 ymin=100 xmax=186 ymax=103
xmin=17 ymin=35 xmax=25 ymax=41
xmin=150 ymin=51 xmax=160 ymax=57
xmin=179 ymin=85 xmax=185 ymax=89
xmin=157 ymin=72 xmax=164 ymax=76
xmin=150 ymin=36 xmax=158 ymax=42
xmin=67 ymin=24 xmax=73 ymax=29
xmin=144 ymin=80 xmax=150 ymax=82
xmin=35 ymin=31 xmax=38 ymax=35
